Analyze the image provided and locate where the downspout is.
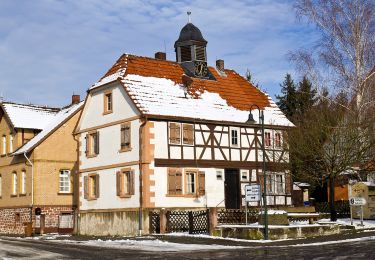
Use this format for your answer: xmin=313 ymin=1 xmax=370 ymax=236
xmin=138 ymin=116 xmax=147 ymax=236
xmin=24 ymin=152 xmax=34 ymax=224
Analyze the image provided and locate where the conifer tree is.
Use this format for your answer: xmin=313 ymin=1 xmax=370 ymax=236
xmin=276 ymin=73 xmax=297 ymax=120
xmin=296 ymin=76 xmax=317 ymax=116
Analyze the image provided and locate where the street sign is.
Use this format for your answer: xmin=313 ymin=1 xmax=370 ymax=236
xmin=245 ymin=184 xmax=261 ymax=202
xmin=349 ymin=197 xmax=366 ymax=206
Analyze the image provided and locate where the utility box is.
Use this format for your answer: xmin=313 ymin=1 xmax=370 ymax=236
xmin=350 ymin=182 xmax=375 ymax=219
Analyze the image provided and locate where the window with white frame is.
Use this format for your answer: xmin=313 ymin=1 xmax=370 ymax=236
xmin=12 ymin=172 xmax=17 ymax=195
xmin=59 ymin=170 xmax=71 ymax=193
xmin=20 ymin=171 xmax=26 ymax=194
xmin=275 ymin=133 xmax=282 ymax=148
xmin=2 ymin=136 xmax=6 ymax=155
xmin=276 ymin=174 xmax=284 ymax=193
xmin=186 ymin=171 xmax=196 ymax=194
xmin=9 ymin=135 xmax=13 ymax=153
xmin=230 ymin=128 xmax=239 ymax=146
xmin=264 ymin=132 xmax=271 ymax=147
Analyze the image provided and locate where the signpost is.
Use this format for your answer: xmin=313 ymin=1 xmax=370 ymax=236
xmin=349 ymin=197 xmax=366 ymax=226
xmin=244 ymin=184 xmax=261 ymax=225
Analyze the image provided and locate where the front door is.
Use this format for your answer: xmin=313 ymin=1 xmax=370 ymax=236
xmin=224 ymin=169 xmax=240 ymax=209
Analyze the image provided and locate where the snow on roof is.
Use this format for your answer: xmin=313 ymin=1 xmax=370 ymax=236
xmin=13 ymin=101 xmax=83 ymax=155
xmin=122 ymin=74 xmax=293 ymax=126
xmin=2 ymin=103 xmax=59 ymax=130
xmin=90 ymin=54 xmax=293 ymax=127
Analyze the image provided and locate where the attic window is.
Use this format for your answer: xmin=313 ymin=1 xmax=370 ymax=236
xmin=180 ymin=46 xmax=191 ymax=62
xmin=195 ymin=46 xmax=205 ymax=61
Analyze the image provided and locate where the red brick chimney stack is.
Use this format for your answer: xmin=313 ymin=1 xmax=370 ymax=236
xmin=72 ymin=94 xmax=80 ymax=104
xmin=155 ymin=52 xmax=166 ymax=60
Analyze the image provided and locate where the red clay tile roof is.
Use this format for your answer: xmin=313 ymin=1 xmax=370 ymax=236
xmin=100 ymin=54 xmax=270 ymax=111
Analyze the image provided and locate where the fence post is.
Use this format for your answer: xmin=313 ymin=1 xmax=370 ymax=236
xmin=159 ymin=209 xmax=167 ymax=234
xmin=209 ymin=208 xmax=217 ymax=235
xmin=188 ymin=211 xmax=193 ymax=234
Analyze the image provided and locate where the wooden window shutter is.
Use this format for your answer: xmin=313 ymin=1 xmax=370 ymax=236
xmin=121 ymin=125 xmax=126 ymax=148
xmin=85 ymin=134 xmax=89 ymax=155
xmin=167 ymin=169 xmax=176 ymax=194
xmin=95 ymin=174 xmax=100 ymax=198
xmin=130 ymin=170 xmax=135 ymax=195
xmin=95 ymin=132 xmax=100 ymax=155
xmin=175 ymin=169 xmax=182 ymax=194
xmin=285 ymin=173 xmax=291 ymax=194
xmin=183 ymin=124 xmax=194 ymax=145
xmin=125 ymin=124 xmax=130 ymax=147
xmin=175 ymin=124 xmax=181 ymax=143
xmin=198 ymin=171 xmax=205 ymax=196
xmin=169 ymin=123 xmax=177 ymax=144
xmin=116 ymin=171 xmax=121 ymax=196
xmin=259 ymin=174 xmax=265 ymax=191
xmin=84 ymin=176 xmax=88 ymax=199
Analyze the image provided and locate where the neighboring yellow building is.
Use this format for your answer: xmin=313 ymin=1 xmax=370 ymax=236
xmin=0 ymin=96 xmax=82 ymax=234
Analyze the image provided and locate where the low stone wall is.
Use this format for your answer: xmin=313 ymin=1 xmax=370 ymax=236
xmin=78 ymin=209 xmax=150 ymax=236
xmin=214 ymin=224 xmax=341 ymax=240
xmin=0 ymin=207 xmax=31 ymax=234
xmin=0 ymin=206 xmax=75 ymax=235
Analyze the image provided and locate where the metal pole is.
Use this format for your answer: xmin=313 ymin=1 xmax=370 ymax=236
xmin=360 ymin=205 xmax=364 ymax=226
xmin=260 ymin=110 xmax=268 ymax=240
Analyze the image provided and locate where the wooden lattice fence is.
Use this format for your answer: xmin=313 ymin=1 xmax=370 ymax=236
xmin=166 ymin=211 xmax=190 ymax=233
xmin=217 ymin=209 xmax=258 ymax=224
xmin=149 ymin=211 xmax=160 ymax=234
xmin=189 ymin=210 xmax=209 ymax=234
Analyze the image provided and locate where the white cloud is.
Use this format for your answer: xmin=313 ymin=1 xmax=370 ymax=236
xmin=0 ymin=0 xmax=318 ymax=106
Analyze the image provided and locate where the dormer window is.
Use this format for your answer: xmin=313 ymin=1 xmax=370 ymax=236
xmin=104 ymin=91 xmax=113 ymax=114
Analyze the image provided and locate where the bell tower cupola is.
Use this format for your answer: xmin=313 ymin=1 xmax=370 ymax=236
xmin=175 ymin=12 xmax=209 ymax=78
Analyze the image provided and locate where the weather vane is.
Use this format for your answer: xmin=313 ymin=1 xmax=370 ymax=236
xmin=187 ymin=11 xmax=191 ymax=23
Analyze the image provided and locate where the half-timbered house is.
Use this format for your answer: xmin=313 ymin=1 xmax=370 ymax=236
xmin=75 ymin=22 xmax=294 ymax=236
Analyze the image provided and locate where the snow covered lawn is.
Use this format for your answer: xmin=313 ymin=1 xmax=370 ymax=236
xmin=318 ymin=218 xmax=375 ymax=229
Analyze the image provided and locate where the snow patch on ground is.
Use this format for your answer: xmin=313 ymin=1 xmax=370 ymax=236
xmin=55 ymin=238 xmax=245 ymax=251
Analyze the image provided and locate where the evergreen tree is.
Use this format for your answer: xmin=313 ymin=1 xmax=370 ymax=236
xmin=276 ymin=73 xmax=298 ymax=120
xmin=296 ymin=76 xmax=317 ymax=115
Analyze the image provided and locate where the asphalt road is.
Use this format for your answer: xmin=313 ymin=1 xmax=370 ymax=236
xmin=0 ymin=235 xmax=374 ymax=260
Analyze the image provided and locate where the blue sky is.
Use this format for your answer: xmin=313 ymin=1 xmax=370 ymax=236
xmin=0 ymin=0 xmax=318 ymax=107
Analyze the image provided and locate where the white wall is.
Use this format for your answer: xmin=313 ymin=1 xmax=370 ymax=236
xmin=80 ymin=120 xmax=140 ymax=170
xmin=80 ymin=165 xmax=140 ymax=210
xmin=79 ymin=83 xmax=140 ymax=130
xmin=153 ymin=167 xmax=225 ymax=208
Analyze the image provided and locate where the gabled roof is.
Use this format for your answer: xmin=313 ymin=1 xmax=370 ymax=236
xmin=91 ymin=54 xmax=293 ymax=127
xmin=13 ymin=101 xmax=83 ymax=155
xmin=1 ymin=102 xmax=59 ymax=130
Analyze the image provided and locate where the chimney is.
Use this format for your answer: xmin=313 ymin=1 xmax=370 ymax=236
xmin=216 ymin=59 xmax=224 ymax=71
xmin=72 ymin=94 xmax=80 ymax=104
xmin=155 ymin=52 xmax=166 ymax=60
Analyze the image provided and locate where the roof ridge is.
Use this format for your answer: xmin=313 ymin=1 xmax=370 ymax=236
xmin=1 ymin=101 xmax=60 ymax=111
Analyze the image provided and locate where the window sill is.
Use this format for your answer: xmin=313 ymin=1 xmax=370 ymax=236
xmin=86 ymin=197 xmax=98 ymax=201
xmin=1 ymin=154 xmax=6 ymax=157
xmin=165 ymin=194 xmax=201 ymax=198
xmin=58 ymin=192 xmax=73 ymax=195
xmin=19 ymin=193 xmax=26 ymax=197
xmin=86 ymin=154 xmax=98 ymax=158
xmin=10 ymin=194 xmax=17 ymax=197
xmin=103 ymin=110 xmax=113 ymax=115
xmin=118 ymin=194 xmax=132 ymax=198
xmin=119 ymin=147 xmax=132 ymax=153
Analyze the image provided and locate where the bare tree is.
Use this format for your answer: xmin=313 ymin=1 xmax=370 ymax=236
xmin=292 ymin=0 xmax=375 ymax=115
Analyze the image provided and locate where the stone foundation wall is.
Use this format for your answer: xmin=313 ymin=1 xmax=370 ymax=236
xmin=0 ymin=205 xmax=75 ymax=235
xmin=0 ymin=207 xmax=31 ymax=234
xmin=78 ymin=210 xmax=150 ymax=236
